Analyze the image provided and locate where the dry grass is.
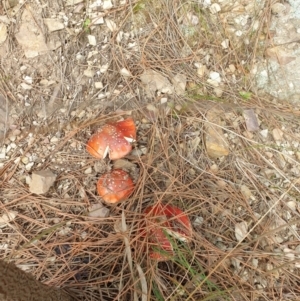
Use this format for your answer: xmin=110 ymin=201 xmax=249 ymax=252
xmin=1 ymin=0 xmax=300 ymax=300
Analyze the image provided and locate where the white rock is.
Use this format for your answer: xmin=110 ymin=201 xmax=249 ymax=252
xmin=58 ymin=227 xmax=72 ymax=236
xmin=234 ymin=15 xmax=249 ymax=26
xmin=20 ymin=83 xmax=32 ymax=90
xmin=193 ymin=216 xmax=204 ymax=226
xmin=29 ymin=170 xmax=57 ymax=194
xmin=91 ymin=14 xmax=104 ymax=25
xmin=116 ymin=31 xmax=123 ymax=42
xmin=140 ymin=146 xmax=148 ymax=154
xmin=25 ymin=162 xmax=34 ymax=171
xmin=21 ymin=156 xmax=29 ymax=164
xmin=50 ymin=136 xmax=59 ymax=143
xmin=221 ymin=39 xmax=229 ymax=49
xmin=260 ymin=129 xmax=268 ymax=138
xmin=0 ymin=16 xmax=9 ymax=24
xmin=197 ymin=65 xmax=207 ymax=77
xmin=39 ymin=79 xmax=56 ymax=86
xmin=103 ymin=0 xmax=113 ymax=9
xmin=97 ymin=93 xmax=106 ymax=99
xmin=105 ymin=19 xmax=117 ymax=31
xmin=184 ymin=12 xmax=199 ymax=25
xmin=66 ymin=0 xmax=84 ymax=5
xmin=120 ymin=67 xmax=132 ymax=77
xmin=43 ymin=18 xmax=64 ymax=32
xmin=210 ymin=3 xmax=221 ymax=14
xmin=23 ymin=76 xmax=33 ymax=84
xmin=84 ymin=68 xmax=95 ymax=78
xmin=84 ymin=166 xmax=92 ymax=174
xmin=89 ymin=0 xmax=102 ymax=8
xmin=100 ymin=64 xmax=109 ymax=73
xmin=202 ymin=0 xmax=211 ymax=7
xmin=0 ymin=23 xmax=8 ymax=44
xmin=95 ymin=82 xmax=103 ymax=89
xmin=87 ymin=35 xmax=97 ymax=46
xmin=286 ymin=200 xmax=296 ymax=211
xmin=209 ymin=71 xmax=221 ymax=82
xmin=207 ymin=79 xmax=219 ymax=87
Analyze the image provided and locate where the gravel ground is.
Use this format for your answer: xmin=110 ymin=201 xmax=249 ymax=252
xmin=1 ymin=1 xmax=300 ymax=300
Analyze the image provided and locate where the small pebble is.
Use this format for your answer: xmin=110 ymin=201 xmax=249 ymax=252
xmin=140 ymin=146 xmax=148 ymax=155
xmin=20 ymin=83 xmax=32 ymax=90
xmin=103 ymin=0 xmax=113 ymax=9
xmin=87 ymin=35 xmax=97 ymax=46
xmin=214 ymin=87 xmax=223 ymax=97
xmin=229 ymin=64 xmax=236 ymax=73
xmin=221 ymin=39 xmax=229 ymax=49
xmin=100 ymin=64 xmax=109 ymax=73
xmin=210 ymin=3 xmax=221 ymax=14
xmin=50 ymin=136 xmax=59 ymax=143
xmin=95 ymin=82 xmax=103 ymax=89
xmin=160 ymin=97 xmax=168 ymax=104
xmin=260 ymin=129 xmax=268 ymax=138
xmin=25 ymin=162 xmax=34 ymax=171
xmin=272 ymin=128 xmax=283 ymax=141
xmin=197 ymin=65 xmax=207 ymax=77
xmin=84 ymin=167 xmax=92 ymax=174
xmin=21 ymin=156 xmax=29 ymax=164
xmin=120 ymin=68 xmax=132 ymax=77
xmin=84 ymin=68 xmax=95 ymax=78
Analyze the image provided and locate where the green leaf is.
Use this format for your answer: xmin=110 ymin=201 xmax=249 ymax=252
xmin=239 ymin=91 xmax=252 ymax=100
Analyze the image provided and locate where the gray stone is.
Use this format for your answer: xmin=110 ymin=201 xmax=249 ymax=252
xmin=254 ymin=0 xmax=300 ymax=103
xmin=140 ymin=70 xmax=174 ymax=96
xmin=43 ymin=18 xmax=64 ymax=32
xmin=15 ymin=6 xmax=61 ymax=58
xmin=29 ymin=170 xmax=57 ymax=194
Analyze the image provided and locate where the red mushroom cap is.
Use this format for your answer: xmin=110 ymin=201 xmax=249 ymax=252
xmin=147 ymin=227 xmax=174 ymax=261
xmin=97 ymin=169 xmax=134 ymax=203
xmin=114 ymin=118 xmax=136 ymax=142
xmin=161 ymin=204 xmax=193 ymax=242
xmin=86 ymin=118 xmax=136 ymax=160
xmin=141 ymin=204 xmax=193 ymax=260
